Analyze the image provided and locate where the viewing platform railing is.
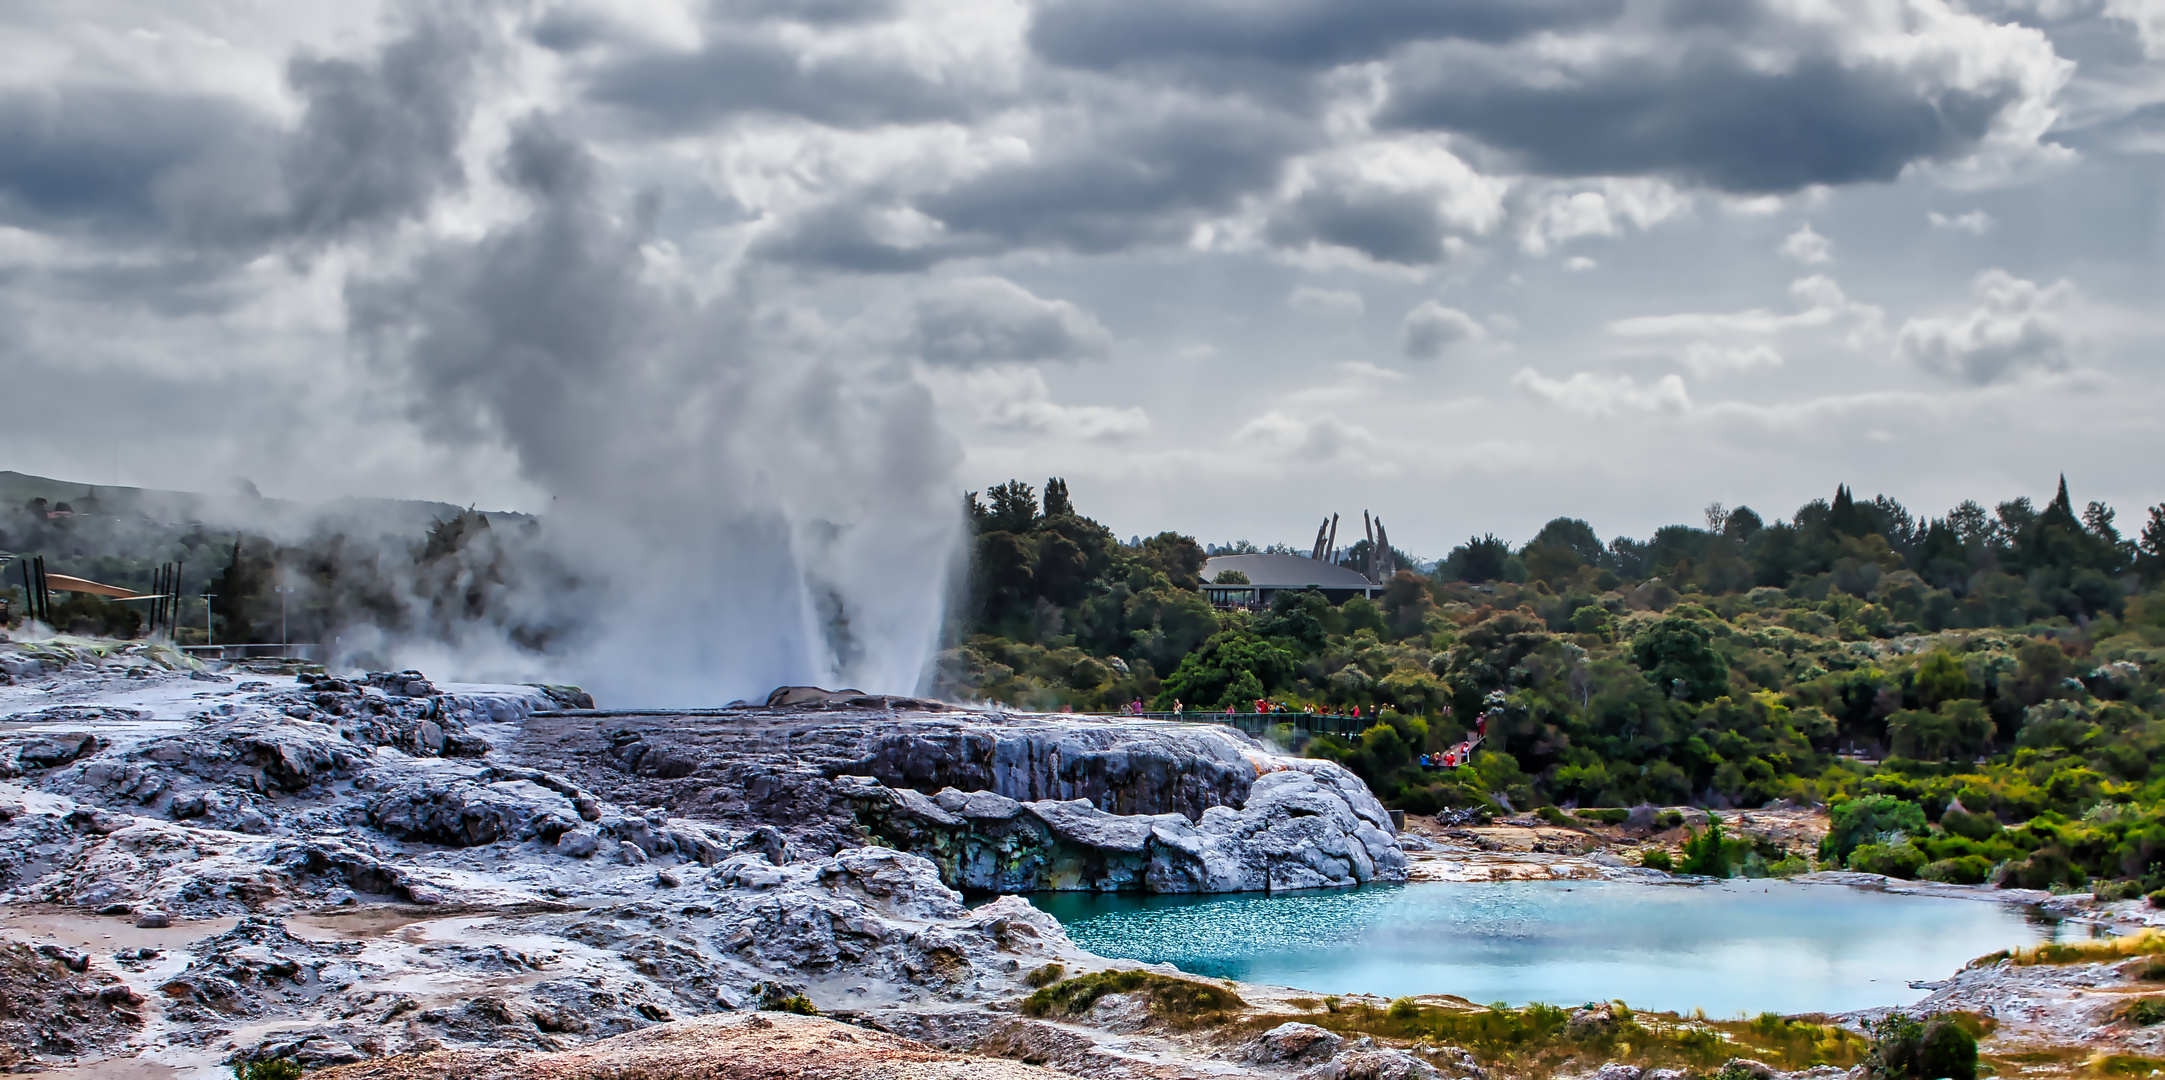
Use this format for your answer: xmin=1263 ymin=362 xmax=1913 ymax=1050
xmin=1093 ymin=710 xmax=1378 ymax=737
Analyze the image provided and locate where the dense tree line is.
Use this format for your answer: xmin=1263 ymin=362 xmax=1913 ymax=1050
xmin=944 ymin=476 xmax=2165 ymax=893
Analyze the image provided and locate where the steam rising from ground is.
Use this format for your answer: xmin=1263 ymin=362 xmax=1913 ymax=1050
xmin=346 ymin=119 xmax=963 ymax=705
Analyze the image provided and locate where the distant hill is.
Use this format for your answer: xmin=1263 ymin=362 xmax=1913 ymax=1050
xmin=0 ymin=471 xmax=527 ymax=536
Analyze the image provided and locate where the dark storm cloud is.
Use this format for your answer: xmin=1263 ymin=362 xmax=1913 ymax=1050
xmin=753 ymin=204 xmax=964 ymax=273
xmin=907 ymin=277 xmax=1111 ymax=366
xmin=1027 ymin=0 xmax=1620 ymax=71
xmin=0 ymin=88 xmax=267 ymax=236
xmin=0 ymin=13 xmax=478 ymax=253
xmin=1382 ymin=48 xmax=2020 ymax=193
xmin=912 ymin=103 xmax=1312 ymax=255
xmin=717 ymin=0 xmax=901 ymax=26
xmin=586 ymin=33 xmax=981 ymax=132
xmin=281 ymin=14 xmax=483 ymax=242
xmin=1265 ymin=185 xmax=1451 ymax=265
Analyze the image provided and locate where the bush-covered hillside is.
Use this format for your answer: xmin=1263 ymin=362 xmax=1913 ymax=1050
xmin=943 ymin=477 xmax=2165 ymax=892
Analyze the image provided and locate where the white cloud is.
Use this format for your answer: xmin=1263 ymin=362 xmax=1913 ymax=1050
xmin=1234 ymin=410 xmax=1382 ymax=464
xmin=2107 ymin=0 xmax=2165 ymax=58
xmin=941 ymin=366 xmax=1152 ymax=442
xmin=1512 ymin=369 xmax=1691 ymax=416
xmin=1608 ymin=276 xmax=1883 ymax=345
xmin=1681 ymin=343 xmax=1784 ymax=375
xmin=1398 ymin=301 xmax=1486 ymax=360
xmin=1896 ymin=270 xmax=2079 ymax=384
xmin=1263 ymin=135 xmax=1511 ymax=266
xmin=1779 ymin=225 xmax=1833 ymax=264
xmin=1563 ymin=256 xmax=1598 ymax=272
xmin=1287 ymin=286 xmax=1365 ymax=317
xmin=1521 ymin=180 xmax=1690 ymax=256
xmin=1928 ymin=210 xmax=1994 ymax=234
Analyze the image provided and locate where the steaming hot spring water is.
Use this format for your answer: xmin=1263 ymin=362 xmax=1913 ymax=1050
xmin=1030 ymin=880 xmax=2074 ymax=1015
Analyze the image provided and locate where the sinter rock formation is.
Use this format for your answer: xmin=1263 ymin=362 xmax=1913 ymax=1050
xmin=0 ymin=640 xmax=1406 ymax=1076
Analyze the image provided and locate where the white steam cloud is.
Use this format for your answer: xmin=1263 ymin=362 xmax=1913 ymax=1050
xmin=347 ymin=119 xmax=963 ymax=705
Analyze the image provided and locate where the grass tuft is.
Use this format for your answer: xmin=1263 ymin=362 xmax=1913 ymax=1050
xmin=2115 ymin=998 xmax=2165 ymax=1027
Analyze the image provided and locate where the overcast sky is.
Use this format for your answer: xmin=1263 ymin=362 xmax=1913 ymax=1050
xmin=5 ymin=0 xmax=2164 ymax=562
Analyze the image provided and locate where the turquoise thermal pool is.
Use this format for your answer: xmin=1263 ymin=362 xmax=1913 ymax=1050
xmin=1029 ymin=879 xmax=2069 ymax=1015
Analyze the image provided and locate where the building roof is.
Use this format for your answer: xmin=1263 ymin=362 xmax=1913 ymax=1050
xmin=1200 ymin=553 xmax=1375 ymax=590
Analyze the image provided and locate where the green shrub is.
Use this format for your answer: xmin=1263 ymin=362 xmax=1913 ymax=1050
xmin=1537 ymin=805 xmax=1572 ymax=827
xmin=1389 ymin=996 xmax=1420 ymax=1020
xmin=2118 ymin=998 xmax=2165 ymax=1026
xmin=1918 ymin=1018 xmax=1979 ymax=1080
xmin=2133 ymin=958 xmax=2165 ymax=982
xmin=1821 ymin=796 xmax=1927 ymax=866
xmin=1576 ymin=808 xmax=1631 ymax=825
xmin=1024 ymin=963 xmax=1066 ymax=987
xmin=1848 ymin=841 xmax=1927 ymax=879
xmin=2096 ymin=880 xmax=2146 ymax=902
xmin=1679 ymin=820 xmax=1732 ymax=878
xmin=1767 ymin=854 xmax=1812 ymax=878
xmin=1640 ymin=849 xmax=1675 ymax=872
xmin=234 ymin=1062 xmax=304 ymax=1080
xmin=2149 ymin=888 xmax=2165 ymax=910
xmin=1863 ymin=1014 xmax=1976 ymax=1080
xmin=1917 ymin=856 xmax=1993 ymax=885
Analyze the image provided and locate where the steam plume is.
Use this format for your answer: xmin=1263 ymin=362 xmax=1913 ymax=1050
xmin=348 ymin=119 xmax=963 ymax=705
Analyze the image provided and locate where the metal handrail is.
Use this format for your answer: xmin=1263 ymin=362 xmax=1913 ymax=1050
xmin=1087 ymin=709 xmax=1382 ymax=736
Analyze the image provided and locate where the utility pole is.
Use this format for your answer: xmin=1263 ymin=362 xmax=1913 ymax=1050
xmin=203 ymin=591 xmax=216 ymax=648
xmin=274 ymin=584 xmax=292 ymax=652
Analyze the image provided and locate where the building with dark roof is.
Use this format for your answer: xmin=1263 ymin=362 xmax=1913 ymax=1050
xmin=1198 ymin=553 xmax=1377 ymax=608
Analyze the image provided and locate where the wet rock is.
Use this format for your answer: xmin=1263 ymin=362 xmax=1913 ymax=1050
xmin=17 ymin=732 xmax=101 ymax=770
xmin=1570 ymin=1002 xmax=1618 ymax=1034
xmin=853 ymin=762 xmax=1407 ymax=894
xmin=732 ymin=825 xmax=793 ymax=865
xmin=136 ymin=911 xmax=171 ymax=929
xmin=1301 ymin=1048 xmax=1447 ymax=1080
xmin=36 ymin=944 xmax=89 ymax=972
xmin=0 ymin=940 xmax=144 ymax=1063
xmin=1244 ymin=1021 xmax=1344 ymax=1065
xmin=366 ymin=773 xmax=583 ymax=848
xmin=160 ymin=916 xmax=369 ymax=1018
xmin=1595 ymin=1064 xmax=1645 ymax=1080
xmin=530 ymin=685 xmax=596 ymax=710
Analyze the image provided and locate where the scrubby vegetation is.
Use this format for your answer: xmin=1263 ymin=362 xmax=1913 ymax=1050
xmin=1021 ymin=970 xmax=1245 ymax=1029
xmin=946 ymin=476 xmax=2165 ymax=894
xmin=1291 ymin=998 xmax=1871 ymax=1077
xmin=1970 ymin=930 xmax=2165 ymax=968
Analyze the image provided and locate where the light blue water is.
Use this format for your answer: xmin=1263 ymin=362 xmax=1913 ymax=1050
xmin=1029 ymin=880 xmax=2070 ymax=1016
